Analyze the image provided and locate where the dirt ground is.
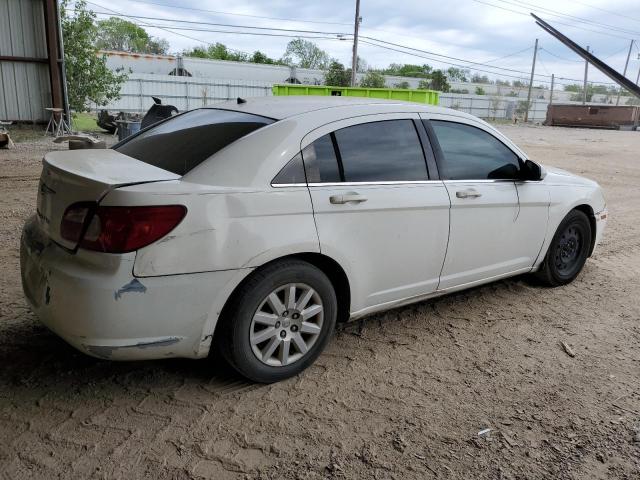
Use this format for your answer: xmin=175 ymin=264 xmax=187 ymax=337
xmin=0 ymin=125 xmax=639 ymax=479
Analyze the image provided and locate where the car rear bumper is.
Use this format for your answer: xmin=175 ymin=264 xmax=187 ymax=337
xmin=20 ymin=216 xmax=244 ymax=361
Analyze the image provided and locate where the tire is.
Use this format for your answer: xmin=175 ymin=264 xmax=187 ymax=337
xmin=534 ymin=209 xmax=592 ymax=287
xmin=218 ymin=260 xmax=337 ymax=383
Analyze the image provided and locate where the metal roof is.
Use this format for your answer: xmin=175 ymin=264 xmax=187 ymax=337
xmin=210 ymin=95 xmax=462 ymax=121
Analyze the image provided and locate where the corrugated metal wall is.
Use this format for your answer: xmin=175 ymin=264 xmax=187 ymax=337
xmin=0 ymin=0 xmax=51 ymax=122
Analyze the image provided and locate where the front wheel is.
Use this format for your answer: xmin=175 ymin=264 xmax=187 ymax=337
xmin=218 ymin=260 xmax=337 ymax=383
xmin=534 ymin=209 xmax=592 ymax=287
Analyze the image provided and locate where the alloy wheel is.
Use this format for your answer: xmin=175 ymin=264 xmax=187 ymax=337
xmin=249 ymin=283 xmax=324 ymax=367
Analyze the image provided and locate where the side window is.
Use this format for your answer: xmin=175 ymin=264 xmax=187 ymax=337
xmin=429 ymin=121 xmax=521 ymax=180
xmin=302 ymin=134 xmax=341 ymax=183
xmin=272 ymin=153 xmax=306 ymax=185
xmin=334 ymin=120 xmax=428 ymax=182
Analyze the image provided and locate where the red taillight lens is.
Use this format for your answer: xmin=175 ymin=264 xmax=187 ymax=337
xmin=78 ymin=205 xmax=186 ymax=253
xmin=61 ymin=202 xmax=95 ymax=244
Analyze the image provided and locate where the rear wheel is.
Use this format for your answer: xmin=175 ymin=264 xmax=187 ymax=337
xmin=218 ymin=260 xmax=337 ymax=383
xmin=534 ymin=210 xmax=592 ymax=287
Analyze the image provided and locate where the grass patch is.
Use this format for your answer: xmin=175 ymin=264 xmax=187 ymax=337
xmin=71 ymin=112 xmax=103 ymax=133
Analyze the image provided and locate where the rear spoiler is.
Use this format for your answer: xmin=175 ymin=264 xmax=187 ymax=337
xmin=531 ymin=13 xmax=640 ymax=99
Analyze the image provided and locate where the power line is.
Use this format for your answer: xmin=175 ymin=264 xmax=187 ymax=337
xmin=88 ymin=9 xmax=350 ymax=36
xmin=123 ymin=0 xmax=502 ymax=51
xmin=467 ymin=0 xmax=634 ymax=40
xmin=124 ymin=0 xmax=354 ymax=27
xmin=539 ymin=47 xmax=582 ymax=63
xmin=358 ymin=38 xmax=604 ymax=86
xmin=83 ymin=1 xmax=239 ymax=51
xmin=359 ymin=36 xmax=612 ymax=82
xmin=483 ymin=46 xmax=533 ymax=64
xmin=491 ymin=0 xmax=640 ymax=37
xmin=88 ymin=7 xmax=565 ymax=79
xmin=91 ymin=16 xmax=344 ymax=41
xmin=563 ymin=0 xmax=640 ymax=26
xmin=84 ymin=1 xmax=617 ymax=86
xmin=603 ymin=44 xmax=635 ymax=60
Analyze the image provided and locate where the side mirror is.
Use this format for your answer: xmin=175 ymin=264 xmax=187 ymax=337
xmin=521 ymin=159 xmax=546 ymax=181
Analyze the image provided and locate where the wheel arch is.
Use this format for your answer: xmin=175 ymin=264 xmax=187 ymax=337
xmin=573 ymin=204 xmax=597 ymax=256
xmin=213 ymin=252 xmax=351 ymax=342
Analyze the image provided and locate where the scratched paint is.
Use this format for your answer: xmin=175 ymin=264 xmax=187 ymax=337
xmin=85 ymin=337 xmax=181 ymax=359
xmin=114 ymin=278 xmax=147 ymax=301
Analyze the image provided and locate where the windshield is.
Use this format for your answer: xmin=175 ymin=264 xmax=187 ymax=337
xmin=115 ymin=109 xmax=275 ymax=175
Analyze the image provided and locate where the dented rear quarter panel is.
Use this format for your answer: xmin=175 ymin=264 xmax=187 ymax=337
xmin=103 ymin=182 xmax=320 ymax=277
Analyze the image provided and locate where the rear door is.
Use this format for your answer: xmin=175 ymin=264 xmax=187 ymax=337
xmin=302 ymin=114 xmax=450 ymax=313
xmin=423 ymin=116 xmax=547 ymax=289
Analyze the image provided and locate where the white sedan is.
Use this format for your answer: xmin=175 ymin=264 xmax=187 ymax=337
xmin=21 ymin=97 xmax=607 ymax=382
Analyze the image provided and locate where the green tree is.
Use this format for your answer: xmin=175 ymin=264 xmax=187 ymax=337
xmin=61 ymin=1 xmax=126 ymax=112
xmin=471 ymin=73 xmax=491 ymax=84
xmin=359 ymin=70 xmax=386 ymax=88
xmin=250 ymin=51 xmax=280 ymax=64
xmin=429 ymin=70 xmax=450 ymax=92
xmin=324 ymin=61 xmax=350 ymax=86
xmin=383 ymin=63 xmax=432 ymax=78
xmin=446 ymin=67 xmax=469 ymax=82
xmin=184 ymin=43 xmax=248 ymax=62
xmin=282 ymin=39 xmax=329 ymax=69
xmin=95 ymin=17 xmax=169 ymax=54
xmin=184 ymin=44 xmax=282 ymax=65
xmin=475 ymin=86 xmax=486 ymax=95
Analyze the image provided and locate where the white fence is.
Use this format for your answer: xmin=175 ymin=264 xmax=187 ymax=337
xmin=99 ymin=74 xmax=273 ymax=113
xmin=439 ymin=93 xmax=550 ymax=122
xmin=100 ymin=73 xmax=597 ymax=123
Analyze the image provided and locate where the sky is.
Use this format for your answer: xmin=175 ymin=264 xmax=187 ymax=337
xmin=84 ymin=0 xmax=640 ymax=88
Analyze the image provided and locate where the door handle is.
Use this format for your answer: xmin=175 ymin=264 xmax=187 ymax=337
xmin=456 ymin=189 xmax=482 ymax=199
xmin=329 ymin=192 xmax=368 ymax=204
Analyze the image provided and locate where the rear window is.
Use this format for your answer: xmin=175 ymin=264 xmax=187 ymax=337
xmin=115 ymin=109 xmax=275 ymax=175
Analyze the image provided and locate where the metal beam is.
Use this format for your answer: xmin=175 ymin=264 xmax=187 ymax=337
xmin=0 ymin=55 xmax=48 ymax=64
xmin=531 ymin=13 xmax=640 ymax=99
xmin=43 ymin=0 xmax=64 ymax=111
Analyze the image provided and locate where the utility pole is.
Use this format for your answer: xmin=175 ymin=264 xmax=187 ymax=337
xmin=549 ymin=73 xmax=555 ymax=105
xmin=636 ymin=53 xmax=640 ymax=85
xmin=350 ymin=0 xmax=361 ymax=87
xmin=524 ymin=38 xmax=538 ymax=123
xmin=583 ymin=46 xmax=589 ymax=105
xmin=616 ymin=40 xmax=634 ymax=105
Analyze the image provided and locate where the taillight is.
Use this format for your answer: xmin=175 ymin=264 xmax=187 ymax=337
xmin=61 ymin=202 xmax=95 ymax=244
xmin=62 ymin=203 xmax=186 ymax=253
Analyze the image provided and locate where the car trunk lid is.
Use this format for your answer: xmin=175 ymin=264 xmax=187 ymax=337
xmin=37 ymin=149 xmax=180 ymax=250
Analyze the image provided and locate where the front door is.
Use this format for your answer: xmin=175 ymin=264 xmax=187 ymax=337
xmin=424 ymin=118 xmax=546 ymax=289
xmin=302 ymin=114 xmax=450 ymax=314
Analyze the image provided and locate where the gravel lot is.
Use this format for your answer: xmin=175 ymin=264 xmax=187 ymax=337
xmin=0 ymin=125 xmax=639 ymax=479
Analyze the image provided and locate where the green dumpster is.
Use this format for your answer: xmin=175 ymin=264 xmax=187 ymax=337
xmin=271 ymin=84 xmax=439 ymax=105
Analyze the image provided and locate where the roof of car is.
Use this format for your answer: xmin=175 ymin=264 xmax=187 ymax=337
xmin=210 ymin=95 xmax=459 ymax=120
